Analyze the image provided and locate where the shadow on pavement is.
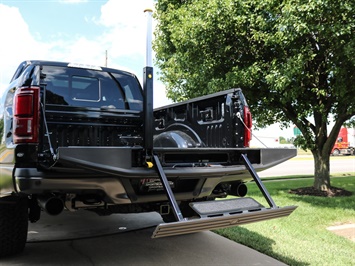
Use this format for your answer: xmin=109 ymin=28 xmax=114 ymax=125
xmin=1 ymin=211 xmax=288 ymax=265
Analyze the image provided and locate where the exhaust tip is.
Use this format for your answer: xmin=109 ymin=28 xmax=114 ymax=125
xmin=38 ymin=197 xmax=64 ymax=216
xmin=230 ymin=183 xmax=248 ymax=197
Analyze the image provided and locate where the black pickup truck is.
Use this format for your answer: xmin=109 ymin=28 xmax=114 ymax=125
xmin=0 ymin=60 xmax=296 ymax=257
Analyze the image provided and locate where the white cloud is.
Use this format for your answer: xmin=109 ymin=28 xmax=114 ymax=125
xmin=96 ymin=0 xmax=156 ymax=59
xmin=154 ymin=80 xmax=172 ymax=108
xmin=98 ymin=0 xmax=152 ymax=28
xmin=0 ymin=4 xmax=48 ymax=87
xmin=0 ymin=1 xmax=171 ymax=107
xmin=59 ymin=0 xmax=89 ymax=4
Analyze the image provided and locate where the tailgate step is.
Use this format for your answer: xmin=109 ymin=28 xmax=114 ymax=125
xmin=152 ymin=205 xmax=297 ymax=238
xmin=190 ymin=198 xmax=264 ymax=218
xmin=150 ymin=153 xmax=297 ymax=238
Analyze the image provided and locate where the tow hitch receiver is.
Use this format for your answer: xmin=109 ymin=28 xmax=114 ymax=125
xmin=152 ymin=154 xmax=297 ymax=238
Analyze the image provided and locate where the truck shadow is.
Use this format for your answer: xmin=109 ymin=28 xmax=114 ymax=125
xmin=3 ymin=226 xmax=295 ymax=265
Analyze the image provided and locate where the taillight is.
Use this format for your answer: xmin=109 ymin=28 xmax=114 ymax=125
xmin=243 ymin=106 xmax=252 ymax=147
xmin=13 ymin=86 xmax=40 ymax=144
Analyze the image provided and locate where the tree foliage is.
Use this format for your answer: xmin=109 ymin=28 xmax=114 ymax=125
xmin=154 ymin=0 xmax=355 ymax=191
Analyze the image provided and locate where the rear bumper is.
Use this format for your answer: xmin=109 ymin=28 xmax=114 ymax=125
xmin=55 ymin=146 xmax=296 ymax=178
xmin=15 ymin=147 xmax=296 ymax=203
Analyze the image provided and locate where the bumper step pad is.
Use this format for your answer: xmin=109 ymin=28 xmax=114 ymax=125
xmin=190 ymin=197 xmax=264 ymax=217
xmin=152 ymin=204 xmax=296 ymax=238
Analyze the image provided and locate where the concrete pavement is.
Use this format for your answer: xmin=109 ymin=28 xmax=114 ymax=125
xmin=1 ymin=211 xmax=287 ymax=265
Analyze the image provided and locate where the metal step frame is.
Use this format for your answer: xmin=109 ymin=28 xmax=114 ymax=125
xmin=152 ymin=153 xmax=297 ymax=238
xmin=152 ymin=154 xmax=184 ymax=222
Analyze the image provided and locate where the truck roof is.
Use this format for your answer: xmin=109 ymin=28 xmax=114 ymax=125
xmin=10 ymin=60 xmax=137 ymax=83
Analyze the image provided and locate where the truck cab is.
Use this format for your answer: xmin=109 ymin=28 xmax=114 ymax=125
xmin=331 ymin=127 xmax=355 ymax=155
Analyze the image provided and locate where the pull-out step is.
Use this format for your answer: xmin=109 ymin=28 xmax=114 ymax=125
xmin=152 ymin=203 xmax=296 ymax=238
xmin=151 ymin=153 xmax=297 ymax=238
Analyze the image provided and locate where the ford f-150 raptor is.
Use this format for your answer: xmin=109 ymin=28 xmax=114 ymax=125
xmin=0 ymin=59 xmax=297 ymax=257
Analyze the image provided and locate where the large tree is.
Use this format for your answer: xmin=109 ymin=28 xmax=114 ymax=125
xmin=154 ymin=0 xmax=355 ymax=192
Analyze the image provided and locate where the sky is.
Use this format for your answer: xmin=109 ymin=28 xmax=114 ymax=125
xmin=0 ymin=0 xmax=172 ymax=106
xmin=0 ymin=0 xmax=295 ymax=143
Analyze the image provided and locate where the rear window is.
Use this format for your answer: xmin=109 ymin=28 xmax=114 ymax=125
xmin=42 ymin=65 xmax=143 ymax=111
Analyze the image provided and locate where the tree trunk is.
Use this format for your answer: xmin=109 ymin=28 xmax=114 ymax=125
xmin=312 ymin=151 xmax=331 ymax=191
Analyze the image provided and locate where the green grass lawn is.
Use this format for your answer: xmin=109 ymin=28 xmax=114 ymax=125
xmin=215 ymin=175 xmax=355 ymax=266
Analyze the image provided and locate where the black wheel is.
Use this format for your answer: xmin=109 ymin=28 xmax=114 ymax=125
xmin=332 ymin=149 xmax=340 ymax=156
xmin=0 ymin=197 xmax=28 ymax=257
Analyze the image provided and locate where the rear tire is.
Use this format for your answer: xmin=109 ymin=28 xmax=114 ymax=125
xmin=0 ymin=197 xmax=28 ymax=257
xmin=332 ymin=149 xmax=340 ymax=156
